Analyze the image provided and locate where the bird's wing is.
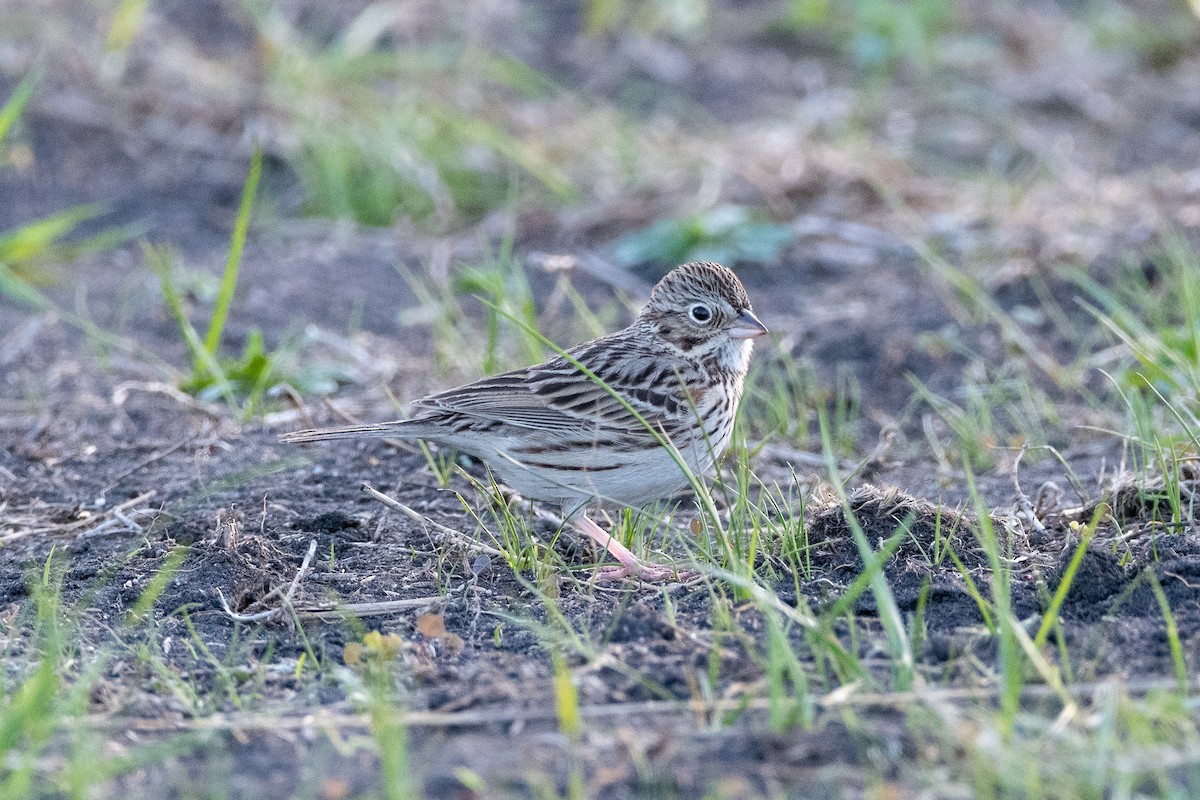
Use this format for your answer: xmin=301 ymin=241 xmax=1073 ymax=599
xmin=413 ymin=336 xmax=695 ymax=439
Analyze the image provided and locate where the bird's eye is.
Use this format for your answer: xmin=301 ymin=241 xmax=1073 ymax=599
xmin=688 ymin=303 xmax=713 ymax=324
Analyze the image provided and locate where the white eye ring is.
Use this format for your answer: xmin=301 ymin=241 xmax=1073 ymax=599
xmin=688 ymin=303 xmax=713 ymax=324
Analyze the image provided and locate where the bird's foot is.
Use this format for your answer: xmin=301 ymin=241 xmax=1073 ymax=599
xmin=573 ymin=513 xmax=692 ymax=583
xmin=592 ymin=560 xmax=690 ymax=583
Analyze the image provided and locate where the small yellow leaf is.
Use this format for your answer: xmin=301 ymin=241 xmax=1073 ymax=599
xmin=343 ymin=642 xmax=363 ymax=665
xmin=417 ymin=613 xmax=447 ymax=638
xmin=380 ymin=632 xmax=405 ymax=659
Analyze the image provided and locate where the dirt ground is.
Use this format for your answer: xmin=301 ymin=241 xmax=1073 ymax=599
xmin=3 ymin=0 xmax=1200 ymax=797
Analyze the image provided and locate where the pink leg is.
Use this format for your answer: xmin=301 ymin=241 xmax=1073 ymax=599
xmin=573 ymin=514 xmax=686 ymax=583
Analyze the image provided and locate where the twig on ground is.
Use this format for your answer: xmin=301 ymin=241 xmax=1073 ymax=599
xmin=112 ymin=381 xmax=222 ymax=419
xmin=288 ymin=597 xmax=446 ymax=620
xmin=756 ymin=441 xmax=832 ymax=469
xmin=217 ymin=538 xmax=318 ymax=623
xmin=362 ymin=482 xmax=504 ymax=557
xmin=276 ymin=383 xmax=315 ymax=429
xmin=103 ymin=440 xmax=189 ymax=492
xmin=1 ymin=490 xmax=160 ymax=544
xmin=1011 ymin=442 xmax=1047 ymax=535
xmin=80 ymin=675 xmax=1200 ymax=734
xmin=281 ymin=538 xmax=319 ymax=607
xmin=219 ymin=590 xmax=444 ymax=622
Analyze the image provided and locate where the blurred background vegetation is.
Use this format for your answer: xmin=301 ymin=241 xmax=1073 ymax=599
xmin=3 ymin=0 xmax=1199 ymax=455
xmin=4 ymin=0 xmax=1195 ymax=235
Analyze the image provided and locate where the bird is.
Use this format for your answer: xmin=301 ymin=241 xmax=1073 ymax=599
xmin=282 ymin=260 xmax=768 ymax=581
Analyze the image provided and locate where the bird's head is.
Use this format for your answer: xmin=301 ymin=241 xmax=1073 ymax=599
xmin=640 ymin=261 xmax=767 ymax=361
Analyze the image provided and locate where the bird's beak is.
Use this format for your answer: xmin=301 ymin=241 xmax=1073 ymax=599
xmin=728 ymin=309 xmax=768 ymax=340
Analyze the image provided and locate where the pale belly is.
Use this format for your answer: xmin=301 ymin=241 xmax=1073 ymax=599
xmin=436 ymin=384 xmax=740 ymax=512
xmin=481 ymin=431 xmax=727 ymax=511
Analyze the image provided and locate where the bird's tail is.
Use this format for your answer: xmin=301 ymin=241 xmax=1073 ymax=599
xmin=280 ymin=419 xmax=435 ymax=444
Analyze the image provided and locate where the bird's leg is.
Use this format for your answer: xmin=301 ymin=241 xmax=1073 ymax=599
xmin=572 ymin=513 xmax=681 ymax=583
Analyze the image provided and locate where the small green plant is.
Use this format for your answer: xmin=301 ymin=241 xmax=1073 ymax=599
xmin=1086 ymin=0 xmax=1200 ymax=70
xmin=818 ymin=407 xmax=915 ymax=690
xmin=463 ymin=476 xmax=554 ymax=577
xmin=0 ymin=556 xmax=68 ymax=798
xmin=399 ymin=242 xmax=612 ymax=382
xmin=0 ymin=71 xmax=133 ymax=309
xmin=1077 ymin=241 xmax=1200 ymax=516
xmin=741 ymin=355 xmax=820 ymax=445
xmin=910 ymin=686 xmax=1200 ymax=796
xmin=146 ymin=148 xmax=270 ymax=411
xmin=417 ymin=441 xmax=460 ymax=488
xmin=584 ymin=0 xmax=711 ymax=39
xmin=258 ymin=9 xmax=573 ymax=228
xmin=340 ymin=630 xmax=416 ymax=799
xmin=0 ymin=67 xmax=37 ymax=144
xmin=612 ymin=205 xmax=792 ymax=274
xmin=739 ymin=356 xmax=861 ymax=459
xmin=1146 ymin=574 xmax=1190 ymax=691
xmin=1077 ymin=240 xmax=1200 ymax=403
xmin=962 ymin=463 xmax=1025 ymax=736
xmin=552 ymin=653 xmax=586 ymax=798
xmin=397 ymin=247 xmax=544 ymax=379
xmin=760 ymin=610 xmax=815 ymax=732
xmin=453 ymin=242 xmax=545 ymax=375
xmin=775 ymin=0 xmax=957 ymax=77
xmin=908 ymin=355 xmax=1058 ymax=472
xmin=1034 ymin=505 xmax=1107 ymax=649
xmin=102 ymin=0 xmax=151 ymax=78
xmin=0 ymin=549 xmax=189 ymax=796
xmin=148 ymin=150 xmax=344 ymax=416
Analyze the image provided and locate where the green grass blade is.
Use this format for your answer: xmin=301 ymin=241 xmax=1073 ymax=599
xmin=818 ymin=406 xmax=914 ymax=688
xmin=1146 ymin=573 xmax=1189 ymax=691
xmin=945 ymin=545 xmax=995 ymax=633
xmin=821 ymin=515 xmax=913 ymax=621
xmin=1034 ymin=503 xmax=1107 ymax=648
xmin=145 ymin=243 xmax=238 ymax=408
xmin=963 ymin=464 xmax=1022 ymax=735
xmin=553 ymin=653 xmax=582 ymax=740
xmin=124 ymin=545 xmax=189 ymax=626
xmin=0 ymin=264 xmax=52 ymax=309
xmin=105 ymin=0 xmax=151 ymax=55
xmin=0 ymin=204 xmax=105 ymax=261
xmin=0 ymin=68 xmax=39 ymax=145
xmin=204 ymin=147 xmax=262 ymax=355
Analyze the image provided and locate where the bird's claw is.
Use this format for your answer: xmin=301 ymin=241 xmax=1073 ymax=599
xmin=592 ymin=561 xmax=693 ymax=583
